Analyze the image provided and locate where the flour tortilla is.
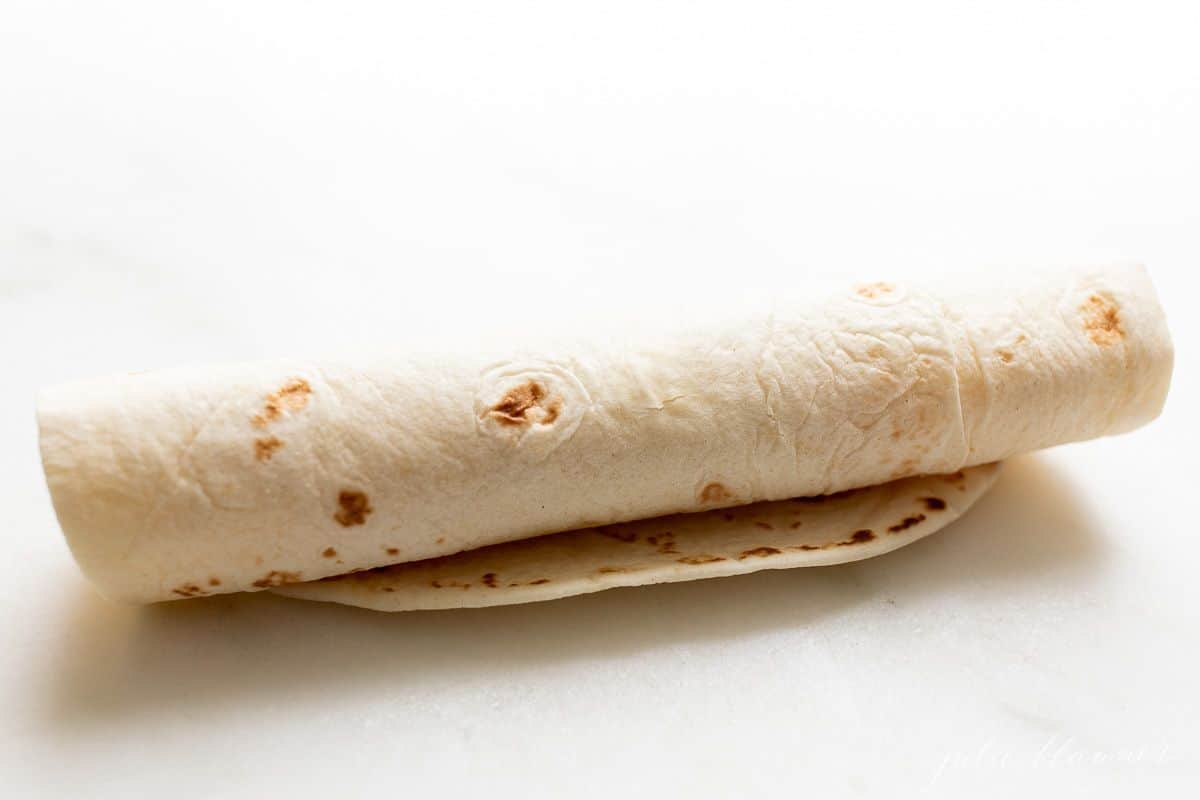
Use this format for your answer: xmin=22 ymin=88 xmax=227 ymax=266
xmin=274 ymin=464 xmax=999 ymax=611
xmin=36 ymin=265 xmax=1171 ymax=605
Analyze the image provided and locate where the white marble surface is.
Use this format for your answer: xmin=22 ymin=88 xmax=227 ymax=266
xmin=2 ymin=2 xmax=1198 ymax=796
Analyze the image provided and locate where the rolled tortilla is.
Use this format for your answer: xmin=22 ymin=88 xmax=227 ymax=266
xmin=37 ymin=265 xmax=1171 ymax=604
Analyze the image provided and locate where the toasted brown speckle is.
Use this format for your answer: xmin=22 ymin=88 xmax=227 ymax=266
xmin=699 ymin=482 xmax=733 ymax=504
xmin=322 ymin=547 xmax=337 ymax=558
xmin=790 ymin=521 xmax=803 ymax=529
xmin=431 ymin=578 xmax=471 ymax=589
xmin=887 ymin=514 xmax=927 ymax=533
xmin=996 ymin=349 xmax=1014 ymax=363
xmin=334 ymin=490 xmax=372 ymax=527
xmin=739 ymin=547 xmax=783 ymax=559
xmin=254 ymin=436 xmax=284 ymax=461
xmin=844 ymin=529 xmax=876 ymax=545
xmin=252 ymin=378 xmax=312 ymax=428
xmin=436 ymin=537 xmax=446 ymax=545
xmin=754 ymin=521 xmax=774 ymax=530
xmin=252 ymin=570 xmax=301 ymax=588
xmin=489 ymin=381 xmax=559 ymax=426
xmin=529 ymin=578 xmax=551 ymax=585
xmin=382 ymin=587 xmax=395 ymax=592
xmin=1081 ymin=294 xmax=1123 ymax=345
xmin=385 ymin=547 xmax=400 ymax=556
xmin=597 ymin=566 xmax=628 ymax=574
xmin=677 ymin=555 xmax=726 ymax=565
xmin=921 ymin=497 xmax=947 ymax=511
xmin=482 ymin=573 xmax=498 ymax=588
xmin=208 ymin=577 xmax=221 ymax=587
xmin=854 ymin=282 xmax=894 ymax=300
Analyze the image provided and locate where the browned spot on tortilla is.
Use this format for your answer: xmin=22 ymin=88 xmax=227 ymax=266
xmin=790 ymin=521 xmax=803 ymax=529
xmin=172 ymin=583 xmax=206 ymax=598
xmin=739 ymin=547 xmax=782 ymax=559
xmin=1081 ymin=294 xmax=1123 ymax=345
xmin=254 ymin=436 xmax=284 ymax=461
xmin=754 ymin=521 xmax=774 ymax=530
xmin=942 ymin=471 xmax=965 ymax=484
xmin=508 ymin=582 xmax=521 ymax=587
xmin=854 ymin=282 xmax=894 ymax=300
xmin=254 ymin=555 xmax=264 ymax=566
xmin=208 ymin=577 xmax=221 ymax=587
xmin=677 ymin=555 xmax=726 ymax=565
xmin=921 ymin=497 xmax=947 ymax=511
xmin=382 ymin=587 xmax=394 ymax=592
xmin=597 ymin=526 xmax=638 ymax=543
xmin=334 ymin=490 xmax=372 ymax=527
xmin=252 ymin=570 xmax=301 ymax=588
xmin=795 ymin=544 xmax=822 ymax=551
xmin=597 ymin=566 xmax=629 ymax=574
xmin=529 ymin=578 xmax=551 ymax=585
xmin=489 ymin=380 xmax=560 ymax=426
xmin=996 ymin=349 xmax=1014 ymax=363
xmin=699 ymin=482 xmax=733 ymax=504
xmin=432 ymin=578 xmax=471 ymax=589
xmin=322 ymin=547 xmax=337 ymax=558
xmin=252 ymin=378 xmax=312 ymax=427
xmin=887 ymin=514 xmax=926 ymax=533
xmin=646 ymin=531 xmax=678 ymax=554
xmin=482 ymin=573 xmax=498 ymax=588
xmin=843 ymin=529 xmax=876 ymax=545
xmin=891 ymin=428 xmax=903 ymax=440
xmin=385 ymin=547 xmax=400 ymax=556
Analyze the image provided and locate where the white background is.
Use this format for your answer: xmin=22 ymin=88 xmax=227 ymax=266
xmin=2 ymin=1 xmax=1198 ymax=796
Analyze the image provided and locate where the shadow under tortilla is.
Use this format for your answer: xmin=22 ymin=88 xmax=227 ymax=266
xmin=42 ymin=453 xmax=1106 ymax=729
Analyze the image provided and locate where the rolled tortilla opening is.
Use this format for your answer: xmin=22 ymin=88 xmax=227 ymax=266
xmin=37 ymin=265 xmax=1171 ymax=607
